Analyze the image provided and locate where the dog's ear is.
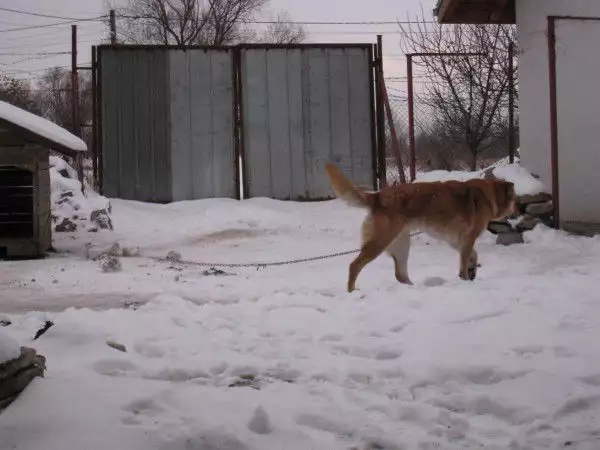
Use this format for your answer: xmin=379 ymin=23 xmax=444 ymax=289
xmin=494 ymin=180 xmax=515 ymax=208
xmin=493 ymin=180 xmax=506 ymax=205
xmin=503 ymin=181 xmax=515 ymax=206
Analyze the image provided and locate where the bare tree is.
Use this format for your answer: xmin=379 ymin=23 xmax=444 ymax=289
xmin=112 ymin=0 xmax=305 ymax=45
xmin=256 ymin=11 xmax=306 ymax=44
xmin=415 ymin=121 xmax=470 ymax=171
xmin=35 ymin=67 xmax=93 ymax=145
xmin=399 ymin=13 xmax=517 ymax=170
xmin=0 ymin=74 xmax=39 ymax=114
xmin=113 ymin=0 xmax=264 ymax=45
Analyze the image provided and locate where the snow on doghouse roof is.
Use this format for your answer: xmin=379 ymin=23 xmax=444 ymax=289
xmin=0 ymin=100 xmax=87 ymax=155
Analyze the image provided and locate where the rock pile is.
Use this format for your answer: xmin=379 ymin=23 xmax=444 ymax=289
xmin=0 ymin=347 xmax=46 ymax=412
xmin=50 ymin=156 xmax=113 ymax=233
xmin=487 ymin=192 xmax=554 ymax=246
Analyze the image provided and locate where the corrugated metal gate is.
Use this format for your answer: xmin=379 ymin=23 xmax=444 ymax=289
xmin=98 ymin=47 xmax=236 ymax=202
xmin=168 ymin=49 xmax=236 ymax=201
xmin=239 ymin=46 xmax=375 ymax=199
xmin=96 ymin=44 xmax=378 ymax=202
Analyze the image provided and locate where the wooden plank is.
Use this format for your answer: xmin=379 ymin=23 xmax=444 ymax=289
xmin=169 ymin=50 xmax=193 ymax=201
xmin=209 ymin=50 xmax=236 ymax=198
xmin=36 ymin=160 xmax=51 ymax=254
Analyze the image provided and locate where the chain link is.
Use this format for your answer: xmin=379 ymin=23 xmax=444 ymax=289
xmin=150 ymin=248 xmax=360 ymax=270
xmin=150 ymin=232 xmax=423 ymax=270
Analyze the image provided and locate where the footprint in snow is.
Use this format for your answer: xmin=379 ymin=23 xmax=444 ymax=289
xmin=511 ymin=345 xmax=545 ymax=358
xmin=554 ymin=395 xmax=600 ymax=419
xmin=91 ymin=358 xmax=140 ymax=377
xmin=330 ymin=344 xmax=402 ymax=361
xmin=423 ymin=276 xmax=447 ymax=287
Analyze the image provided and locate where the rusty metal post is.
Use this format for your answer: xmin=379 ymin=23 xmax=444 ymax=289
xmin=368 ymin=44 xmax=378 ymax=190
xmin=406 ymin=54 xmax=416 ymax=182
xmin=71 ymin=25 xmax=84 ymax=191
xmin=232 ymin=47 xmax=243 ymax=200
xmin=110 ymin=9 xmax=117 ymax=45
xmin=234 ymin=47 xmax=248 ymax=199
xmin=375 ymin=34 xmax=386 ymax=187
xmin=71 ymin=25 xmax=80 ymax=138
xmin=547 ymin=17 xmax=560 ymax=228
xmin=91 ymin=46 xmax=98 ymax=189
xmin=508 ymin=40 xmax=515 ymax=164
xmin=97 ymin=47 xmax=104 ymax=195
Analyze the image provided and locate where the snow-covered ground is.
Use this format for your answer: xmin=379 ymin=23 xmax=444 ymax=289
xmin=2 ymin=168 xmax=600 ymax=449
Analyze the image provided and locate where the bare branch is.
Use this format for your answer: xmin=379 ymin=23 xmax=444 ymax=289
xmin=256 ymin=11 xmax=306 ymax=44
xmin=398 ymin=10 xmax=517 ymax=170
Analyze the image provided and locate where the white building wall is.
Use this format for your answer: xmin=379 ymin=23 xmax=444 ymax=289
xmin=517 ymin=0 xmax=600 ymax=225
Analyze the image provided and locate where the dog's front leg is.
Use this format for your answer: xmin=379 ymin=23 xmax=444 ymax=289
xmin=458 ymin=236 xmax=477 ymax=281
xmin=386 ymin=231 xmax=413 ymax=285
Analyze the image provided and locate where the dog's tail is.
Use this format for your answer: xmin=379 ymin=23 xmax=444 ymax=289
xmin=325 ymin=163 xmax=375 ymax=209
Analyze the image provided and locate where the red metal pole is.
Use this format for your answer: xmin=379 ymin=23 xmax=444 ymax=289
xmin=109 ymin=9 xmax=117 ymax=45
xmin=97 ymin=48 xmax=104 ymax=195
xmin=547 ymin=17 xmax=560 ymax=228
xmin=375 ymin=34 xmax=386 ymax=187
xmin=71 ymin=25 xmax=80 ymax=138
xmin=508 ymin=40 xmax=515 ymax=164
xmin=91 ymin=46 xmax=98 ymax=189
xmin=71 ymin=25 xmax=84 ymax=192
xmin=407 ymin=55 xmax=416 ymax=182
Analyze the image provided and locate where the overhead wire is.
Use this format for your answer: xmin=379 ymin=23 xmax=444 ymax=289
xmin=0 ymin=10 xmax=441 ymax=84
xmin=0 ymin=16 xmax=106 ymax=34
xmin=0 ymin=6 xmax=105 ymax=21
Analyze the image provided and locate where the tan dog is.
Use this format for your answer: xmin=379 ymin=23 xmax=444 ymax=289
xmin=325 ymin=163 xmax=517 ymax=292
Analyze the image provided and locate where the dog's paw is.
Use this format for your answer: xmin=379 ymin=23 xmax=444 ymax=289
xmin=467 ymin=265 xmax=477 ymax=281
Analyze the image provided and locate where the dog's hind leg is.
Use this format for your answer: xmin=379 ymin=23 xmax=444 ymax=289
xmin=458 ymin=234 xmax=478 ymax=281
xmin=347 ymin=216 xmax=398 ymax=293
xmin=386 ymin=231 xmax=412 ymax=285
xmin=449 ymin=234 xmax=479 ymax=281
xmin=467 ymin=247 xmax=479 ymax=280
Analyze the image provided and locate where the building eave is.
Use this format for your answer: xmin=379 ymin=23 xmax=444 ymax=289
xmin=434 ymin=0 xmax=516 ymax=24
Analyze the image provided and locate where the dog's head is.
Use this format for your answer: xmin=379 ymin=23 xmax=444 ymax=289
xmin=493 ymin=180 xmax=518 ymax=219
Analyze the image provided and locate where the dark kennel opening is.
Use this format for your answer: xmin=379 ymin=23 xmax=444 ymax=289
xmin=0 ymin=166 xmax=34 ymax=238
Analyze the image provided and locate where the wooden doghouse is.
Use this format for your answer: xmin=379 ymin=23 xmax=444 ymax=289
xmin=0 ymin=101 xmax=87 ymax=258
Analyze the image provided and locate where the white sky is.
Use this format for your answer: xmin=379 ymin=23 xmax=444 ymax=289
xmin=0 ymin=0 xmax=437 ymax=93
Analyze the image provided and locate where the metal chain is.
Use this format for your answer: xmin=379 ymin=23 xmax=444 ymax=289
xmin=150 ymin=248 xmax=360 ymax=270
xmin=150 ymin=232 xmax=423 ymax=270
